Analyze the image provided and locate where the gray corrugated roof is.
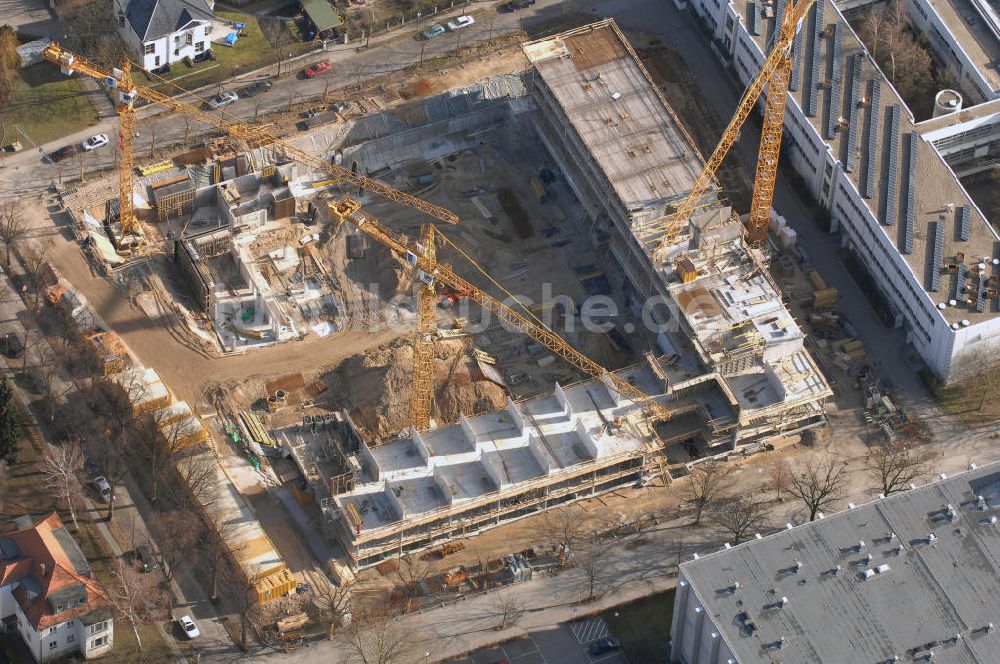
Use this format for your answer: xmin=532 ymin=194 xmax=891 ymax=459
xmin=679 ymin=462 xmax=1000 ymax=663
xmin=0 ymin=537 xmax=19 ymax=561
xmin=125 ymin=0 xmax=214 ymax=42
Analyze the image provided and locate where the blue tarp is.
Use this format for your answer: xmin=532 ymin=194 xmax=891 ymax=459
xmin=224 ymin=32 xmax=238 ymax=46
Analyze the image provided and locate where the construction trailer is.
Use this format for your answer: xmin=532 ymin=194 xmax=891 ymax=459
xmin=84 ymin=330 xmax=128 ymax=376
xmin=177 ymin=447 xmax=297 ymax=602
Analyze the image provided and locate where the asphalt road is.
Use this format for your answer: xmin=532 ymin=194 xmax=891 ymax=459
xmin=448 ymin=617 xmax=629 ymax=664
xmin=0 ymin=0 xmax=572 ymax=199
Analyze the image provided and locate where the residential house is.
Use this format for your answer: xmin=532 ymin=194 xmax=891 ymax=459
xmin=115 ymin=0 xmax=217 ymax=71
xmin=0 ymin=514 xmax=114 ymax=663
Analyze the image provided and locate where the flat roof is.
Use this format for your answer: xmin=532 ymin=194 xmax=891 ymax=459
xmin=925 ymin=0 xmax=1000 ymax=93
xmin=336 ymin=363 xmax=663 ymax=533
xmin=523 ymin=21 xmax=707 ymax=214
xmin=739 ymin=0 xmax=1000 ymax=323
xmin=680 ymin=462 xmax=1000 ymax=663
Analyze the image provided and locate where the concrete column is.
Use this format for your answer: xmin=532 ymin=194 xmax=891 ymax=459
xmin=690 ymin=606 xmax=705 ymax=664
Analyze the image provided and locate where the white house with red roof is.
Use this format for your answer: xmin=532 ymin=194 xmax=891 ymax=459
xmin=0 ymin=513 xmax=114 ymax=662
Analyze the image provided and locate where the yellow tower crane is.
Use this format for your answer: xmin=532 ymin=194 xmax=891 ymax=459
xmin=40 ymin=44 xmax=460 ymax=233
xmin=327 ymin=195 xmax=674 ymax=427
xmin=652 ymin=0 xmax=817 ymax=254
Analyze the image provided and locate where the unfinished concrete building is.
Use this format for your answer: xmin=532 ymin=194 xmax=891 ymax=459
xmin=323 ymin=364 xmax=664 ymax=569
xmin=523 ymin=21 xmax=832 ymax=457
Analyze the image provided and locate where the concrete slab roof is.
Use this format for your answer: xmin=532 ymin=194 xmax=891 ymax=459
xmin=523 ymin=21 xmax=707 ymax=214
xmin=335 ymin=363 xmax=664 ymax=533
xmin=679 ymin=462 xmax=1000 ymax=663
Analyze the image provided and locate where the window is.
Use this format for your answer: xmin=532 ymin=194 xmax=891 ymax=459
xmin=144 ymin=43 xmax=154 ymax=55
xmin=89 ymin=621 xmax=108 ymax=635
xmin=92 ymin=636 xmax=107 ymax=648
xmin=195 ymin=42 xmax=205 ymax=53
xmin=174 ymin=49 xmax=180 ymax=56
xmin=118 ymin=12 xmax=125 ymax=28
xmin=174 ymin=35 xmax=181 ymax=44
xmin=154 ymin=55 xmax=161 ymax=67
xmin=67 ymin=633 xmax=75 ymax=643
xmin=56 ymin=604 xmax=64 ymax=612
xmin=49 ymin=641 xmax=57 ymax=650
xmin=185 ymin=32 xmax=193 ymax=45
xmin=205 ymin=24 xmax=213 ymax=35
xmin=49 ymin=625 xmax=58 ymax=635
xmin=66 ymin=621 xmax=74 ymax=628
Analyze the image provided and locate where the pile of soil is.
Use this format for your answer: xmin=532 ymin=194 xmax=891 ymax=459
xmin=330 ymin=337 xmax=507 ymax=440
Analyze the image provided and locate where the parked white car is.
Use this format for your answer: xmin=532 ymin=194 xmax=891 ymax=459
xmin=446 ymin=15 xmax=475 ymax=31
xmin=208 ymin=91 xmax=238 ymax=110
xmin=93 ymin=476 xmax=112 ymax=503
xmin=177 ymin=615 xmax=200 ymax=639
xmin=82 ymin=134 xmax=109 ymax=151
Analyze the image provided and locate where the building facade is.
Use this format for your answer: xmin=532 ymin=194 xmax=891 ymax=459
xmin=115 ymin=0 xmax=216 ymax=71
xmin=0 ymin=514 xmax=114 ymax=662
xmin=685 ymin=0 xmax=1000 ymax=383
xmin=670 ymin=462 xmax=1000 ymax=663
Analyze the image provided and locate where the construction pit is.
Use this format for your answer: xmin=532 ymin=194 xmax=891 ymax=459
xmin=33 ymin=20 xmax=837 ymax=600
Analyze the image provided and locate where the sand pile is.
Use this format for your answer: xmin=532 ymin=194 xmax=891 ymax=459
xmin=331 ymin=337 xmax=507 ymax=440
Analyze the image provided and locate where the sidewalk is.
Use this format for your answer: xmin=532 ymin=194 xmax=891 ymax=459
xmin=6 ymin=0 xmax=489 ymax=171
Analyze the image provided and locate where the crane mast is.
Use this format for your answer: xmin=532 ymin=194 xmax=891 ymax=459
xmin=327 ymin=195 xmax=673 ymax=424
xmin=410 ymin=224 xmax=438 ymax=431
xmin=652 ymin=0 xmax=816 ymax=255
xmin=40 ymin=44 xmax=460 ymax=226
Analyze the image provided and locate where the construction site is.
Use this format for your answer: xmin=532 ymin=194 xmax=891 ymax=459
xmin=22 ymin=5 xmax=846 ymax=609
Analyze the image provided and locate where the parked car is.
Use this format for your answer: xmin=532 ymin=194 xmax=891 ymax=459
xmin=239 ymin=80 xmax=272 ymax=97
xmin=2 ymin=332 xmax=22 ymax=358
xmin=421 ymin=23 xmax=446 ymax=39
xmin=588 ymin=637 xmax=621 ymax=655
xmin=136 ymin=544 xmax=159 ymax=573
xmin=207 ymin=91 xmax=238 ymax=109
xmin=446 ymin=15 xmax=475 ymax=31
xmin=177 ymin=615 xmax=200 ymax=639
xmin=45 ymin=146 xmax=74 ymax=163
xmin=499 ymin=0 xmax=535 ymax=10
xmin=93 ymin=476 xmax=113 ymax=503
xmin=82 ymin=134 xmax=109 ymax=151
xmin=303 ymin=61 xmax=333 ymax=78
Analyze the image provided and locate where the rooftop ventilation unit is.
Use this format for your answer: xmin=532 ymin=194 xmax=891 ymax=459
xmin=825 ymin=24 xmax=843 ymax=140
xmin=958 ymin=205 xmax=971 ymax=242
xmin=930 ymin=220 xmax=945 ymax=291
xmin=806 ymin=2 xmax=824 ymax=116
xmin=902 ymin=132 xmax=919 ymax=254
xmin=883 ymin=106 xmax=901 ymax=226
xmin=845 ymin=54 xmax=862 ymax=172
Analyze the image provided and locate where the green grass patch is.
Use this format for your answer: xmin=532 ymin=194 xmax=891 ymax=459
xmin=925 ymin=370 xmax=1000 ymax=428
xmin=143 ymin=11 xmax=316 ymax=94
xmin=603 ymin=589 xmax=675 ymax=664
xmin=1 ymin=65 xmax=99 ymax=145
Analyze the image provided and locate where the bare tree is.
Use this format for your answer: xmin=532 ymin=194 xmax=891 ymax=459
xmin=173 ymin=450 xmax=220 ymax=510
xmin=202 ymin=508 xmax=242 ymax=601
xmin=490 ymin=588 xmax=524 ymax=630
xmin=85 ymin=425 xmax=130 ymax=522
xmin=261 ymin=18 xmax=296 ymax=77
xmin=394 ymin=555 xmax=431 ymax=612
xmin=866 ymin=445 xmax=936 ymax=496
xmin=313 ymin=576 xmax=358 ymax=638
xmin=224 ymin=563 xmax=260 ymax=651
xmin=108 ymin=559 xmax=169 ymax=651
xmin=340 ymin=606 xmax=414 ymax=664
xmin=858 ymin=0 xmax=933 ymax=102
xmin=40 ymin=435 xmax=84 ymax=531
xmin=0 ymin=202 xmax=24 ymax=268
xmin=767 ymin=459 xmax=793 ymax=502
xmin=714 ymin=493 xmax=771 ymax=544
xmin=573 ymin=540 xmax=614 ymax=602
xmin=34 ymin=347 xmax=71 ymax=424
xmin=18 ymin=246 xmax=49 ymax=313
xmin=149 ymin=510 xmax=197 ymax=589
xmin=788 ymin=456 xmax=848 ymax=521
xmin=685 ymin=460 xmax=731 ymax=525
xmin=539 ymin=504 xmax=588 ymax=562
